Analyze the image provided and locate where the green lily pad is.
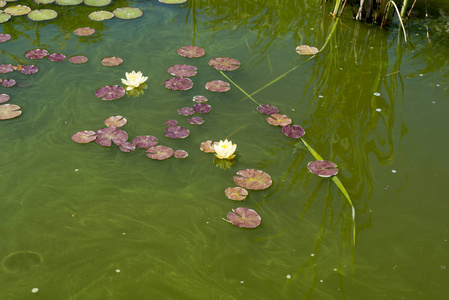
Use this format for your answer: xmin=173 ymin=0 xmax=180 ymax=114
xmin=83 ymin=0 xmax=111 ymax=7
xmin=55 ymin=0 xmax=83 ymax=5
xmin=0 ymin=0 xmax=6 ymax=7
xmin=4 ymin=5 xmax=31 ymax=16
xmin=224 ymin=207 xmax=261 ymax=228
xmin=113 ymin=7 xmax=143 ymax=19
xmin=0 ymin=104 xmax=22 ymax=120
xmin=27 ymin=9 xmax=58 ymax=21
xmin=0 ymin=11 xmax=11 ymax=23
xmin=159 ymin=0 xmax=187 ymax=4
xmin=88 ymin=10 xmax=114 ymax=21
xmin=234 ymin=169 xmax=272 ymax=190
xmin=34 ymin=0 xmax=55 ymax=4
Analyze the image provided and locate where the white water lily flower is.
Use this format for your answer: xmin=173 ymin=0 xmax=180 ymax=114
xmin=214 ymin=139 xmax=237 ymax=160
xmin=121 ymin=71 xmax=148 ymax=90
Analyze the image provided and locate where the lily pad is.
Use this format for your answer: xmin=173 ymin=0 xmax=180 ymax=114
xmin=0 ymin=64 xmax=14 ymax=74
xmin=167 ymin=64 xmax=197 ymax=77
xmin=164 ymin=77 xmax=193 ymax=91
xmin=104 ymin=115 xmax=127 ymax=127
xmin=4 ymin=5 xmax=31 ymax=16
xmin=88 ymin=10 xmax=114 ymax=21
xmin=83 ymin=0 xmax=111 ymax=7
xmin=20 ymin=65 xmax=39 ymax=75
xmin=74 ymin=27 xmax=95 ymax=36
xmin=27 ymin=9 xmax=58 ymax=21
xmin=159 ymin=0 xmax=187 ymax=4
xmin=193 ymin=103 xmax=211 ymax=114
xmin=234 ymin=169 xmax=272 ymax=190
xmin=165 ymin=119 xmax=178 ymax=127
xmin=25 ymin=49 xmax=49 ymax=59
xmin=48 ymin=53 xmax=66 ymax=62
xmin=119 ymin=142 xmax=135 ymax=152
xmin=177 ymin=107 xmax=195 ymax=116
xmin=113 ymin=7 xmax=143 ymax=19
xmin=0 ymin=104 xmax=21 ymax=120
xmin=205 ymin=80 xmax=230 ymax=92
xmin=307 ymin=160 xmax=338 ymax=177
xmin=208 ymin=57 xmax=241 ymax=71
xmin=146 ymin=145 xmax=173 ymax=160
xmin=177 ymin=45 xmax=205 ymax=58
xmin=200 ymin=140 xmax=216 ymax=153
xmin=193 ymin=95 xmax=207 ymax=103
xmin=55 ymin=0 xmax=83 ymax=5
xmin=101 ymin=56 xmax=123 ymax=67
xmin=0 ymin=33 xmax=11 ymax=43
xmin=69 ymin=55 xmax=88 ymax=64
xmin=267 ymin=114 xmax=292 ymax=126
xmin=0 ymin=93 xmax=10 ymax=103
xmin=71 ymin=130 xmax=96 ymax=143
xmin=1 ymin=79 xmax=16 ymax=87
xmin=296 ymin=45 xmax=319 ymax=55
xmin=34 ymin=0 xmax=55 ymax=4
xmin=174 ymin=150 xmax=188 ymax=158
xmin=282 ymin=124 xmax=305 ymax=138
xmin=95 ymin=85 xmax=125 ymax=100
xmin=164 ymin=126 xmax=190 ymax=139
xmin=132 ymin=135 xmax=158 ymax=148
xmin=225 ymin=187 xmax=248 ymax=201
xmin=95 ymin=127 xmax=128 ymax=146
xmin=225 ymin=207 xmax=261 ymax=228
xmin=257 ymin=104 xmax=279 ymax=115
xmin=188 ymin=116 xmax=204 ymax=125
xmin=0 ymin=11 xmax=11 ymax=24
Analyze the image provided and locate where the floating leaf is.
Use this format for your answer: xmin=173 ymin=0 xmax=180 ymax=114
xmin=4 ymin=5 xmax=31 ymax=16
xmin=225 ymin=207 xmax=261 ymax=228
xmin=0 ymin=33 xmax=11 ymax=43
xmin=200 ymin=140 xmax=216 ymax=153
xmin=193 ymin=103 xmax=211 ymax=114
xmin=208 ymin=57 xmax=241 ymax=71
xmin=0 ymin=93 xmax=10 ymax=103
xmin=88 ymin=10 xmax=114 ymax=21
xmin=113 ymin=7 xmax=143 ymax=19
xmin=1 ymin=79 xmax=16 ymax=87
xmin=83 ymin=0 xmax=111 ymax=7
xmin=95 ymin=85 xmax=125 ymax=100
xmin=267 ymin=114 xmax=292 ymax=126
xmin=282 ymin=124 xmax=305 ymax=138
xmin=0 ymin=11 xmax=11 ymax=24
xmin=174 ymin=150 xmax=188 ymax=158
xmin=0 ymin=64 xmax=14 ymax=74
xmin=177 ymin=45 xmax=205 ymax=58
xmin=132 ymin=135 xmax=158 ymax=148
xmin=95 ymin=127 xmax=128 ymax=146
xmin=104 ymin=115 xmax=127 ymax=128
xmin=101 ymin=56 xmax=123 ymax=67
xmin=159 ymin=0 xmax=187 ymax=4
xmin=164 ymin=77 xmax=193 ymax=91
xmin=119 ymin=142 xmax=135 ymax=152
xmin=20 ymin=65 xmax=39 ymax=75
xmin=48 ymin=53 xmax=66 ymax=62
xmin=55 ymin=0 xmax=83 ymax=5
xmin=69 ymin=55 xmax=88 ymax=64
xmin=234 ymin=169 xmax=272 ymax=190
xmin=193 ymin=95 xmax=207 ymax=103
xmin=188 ymin=116 xmax=204 ymax=125
xmin=165 ymin=119 xmax=178 ymax=127
xmin=167 ymin=64 xmax=197 ymax=77
xmin=177 ymin=107 xmax=195 ymax=116
xmin=205 ymin=80 xmax=230 ymax=92
xmin=0 ymin=104 xmax=21 ymax=120
xmin=71 ymin=130 xmax=96 ymax=143
xmin=295 ymin=45 xmax=319 ymax=55
xmin=74 ymin=27 xmax=95 ymax=36
xmin=164 ymin=126 xmax=190 ymax=139
xmin=146 ymin=145 xmax=173 ymax=160
xmin=307 ymin=160 xmax=338 ymax=177
xmin=25 ymin=49 xmax=49 ymax=59
xmin=34 ymin=0 xmax=55 ymax=4
xmin=27 ymin=9 xmax=58 ymax=21
xmin=257 ymin=104 xmax=279 ymax=115
xmin=225 ymin=187 xmax=248 ymax=201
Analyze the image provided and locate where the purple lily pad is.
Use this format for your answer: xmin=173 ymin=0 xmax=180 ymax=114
xmin=177 ymin=45 xmax=205 ymax=58
xmin=95 ymin=85 xmax=125 ymax=101
xmin=74 ymin=27 xmax=95 ymax=36
xmin=104 ymin=115 xmax=127 ymax=128
xmin=69 ymin=55 xmax=88 ymax=64
xmin=267 ymin=114 xmax=292 ymax=126
xmin=257 ymin=104 xmax=279 ymax=115
xmin=225 ymin=187 xmax=248 ymax=201
xmin=234 ymin=169 xmax=272 ymax=190
xmin=0 ymin=104 xmax=22 ymax=120
xmin=0 ymin=94 xmax=10 ymax=103
xmin=25 ymin=49 xmax=49 ymax=59
xmin=225 ymin=207 xmax=261 ymax=228
xmin=205 ymin=80 xmax=230 ymax=92
xmin=119 ymin=142 xmax=136 ymax=153
xmin=95 ymin=127 xmax=128 ymax=146
xmin=167 ymin=64 xmax=197 ymax=77
xmin=165 ymin=119 xmax=178 ymax=127
xmin=48 ymin=53 xmax=67 ymax=62
xmin=0 ymin=33 xmax=11 ymax=43
xmin=71 ymin=130 xmax=96 ymax=143
xmin=146 ymin=145 xmax=173 ymax=160
xmin=193 ymin=95 xmax=208 ymax=103
xmin=0 ymin=64 xmax=14 ymax=74
xmin=132 ymin=135 xmax=158 ymax=148
xmin=165 ymin=126 xmax=190 ymax=139
xmin=1 ymin=79 xmax=16 ymax=88
xmin=296 ymin=45 xmax=319 ymax=56
xmin=307 ymin=160 xmax=338 ymax=177
xmin=188 ymin=116 xmax=204 ymax=125
xmin=101 ymin=56 xmax=123 ymax=67
xmin=282 ymin=124 xmax=305 ymax=138
xmin=174 ymin=150 xmax=188 ymax=158
xmin=177 ymin=107 xmax=195 ymax=116
xmin=208 ymin=57 xmax=241 ymax=71
xmin=20 ymin=65 xmax=39 ymax=75
xmin=164 ymin=77 xmax=193 ymax=91
xmin=193 ymin=103 xmax=211 ymax=114
xmin=200 ymin=140 xmax=216 ymax=153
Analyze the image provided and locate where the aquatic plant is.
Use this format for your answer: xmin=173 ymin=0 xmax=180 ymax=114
xmin=214 ymin=139 xmax=237 ymax=160
xmin=121 ymin=71 xmax=148 ymax=91
xmin=224 ymin=207 xmax=261 ymax=228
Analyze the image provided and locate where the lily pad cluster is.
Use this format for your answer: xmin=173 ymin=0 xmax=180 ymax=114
xmin=89 ymin=7 xmax=143 ymax=21
xmin=0 ymin=4 xmax=58 ymax=23
xmin=1 ymin=64 xmax=39 ymax=75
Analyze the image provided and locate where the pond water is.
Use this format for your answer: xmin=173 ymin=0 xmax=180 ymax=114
xmin=1 ymin=0 xmax=449 ymax=299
